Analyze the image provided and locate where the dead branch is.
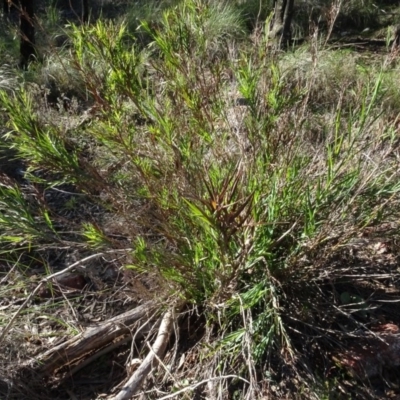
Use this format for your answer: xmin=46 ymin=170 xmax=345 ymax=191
xmin=111 ymin=308 xmax=175 ymax=400
xmin=26 ymin=300 xmax=157 ymax=376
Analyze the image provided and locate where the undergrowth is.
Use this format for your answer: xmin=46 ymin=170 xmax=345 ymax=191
xmin=1 ymin=0 xmax=400 ymax=399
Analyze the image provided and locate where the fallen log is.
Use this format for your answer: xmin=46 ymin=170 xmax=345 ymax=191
xmin=26 ymin=300 xmax=158 ymax=377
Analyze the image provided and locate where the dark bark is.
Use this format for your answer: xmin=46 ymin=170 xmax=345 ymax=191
xmin=270 ymin=0 xmax=295 ymax=47
xmin=19 ymin=0 xmax=36 ymax=68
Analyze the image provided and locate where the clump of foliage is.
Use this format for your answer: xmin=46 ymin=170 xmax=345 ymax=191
xmin=1 ymin=0 xmax=400 ymax=398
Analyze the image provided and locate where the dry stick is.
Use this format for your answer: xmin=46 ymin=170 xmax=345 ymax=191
xmin=111 ymin=309 xmax=174 ymax=400
xmin=0 ymin=252 xmax=104 ymax=345
xmin=0 ymin=253 xmax=23 ymax=284
xmin=66 ymin=316 xmax=157 ymax=378
xmin=67 ymin=335 xmax=133 ymax=377
xmin=33 ymin=301 xmax=156 ymax=375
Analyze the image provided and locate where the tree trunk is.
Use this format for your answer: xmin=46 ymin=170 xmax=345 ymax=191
xmin=19 ymin=0 xmax=36 ymax=68
xmin=270 ymin=0 xmax=295 ymax=47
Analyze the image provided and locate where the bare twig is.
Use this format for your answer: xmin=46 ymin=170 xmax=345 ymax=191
xmin=111 ymin=308 xmax=175 ymax=400
xmin=0 ymin=253 xmax=23 ymax=284
xmin=0 ymin=252 xmax=104 ymax=345
xmin=324 ymin=0 xmax=342 ymax=46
